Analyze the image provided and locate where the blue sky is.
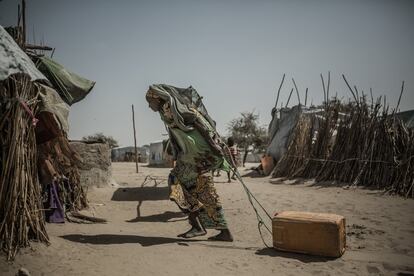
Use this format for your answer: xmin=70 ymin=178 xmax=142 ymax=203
xmin=1 ymin=0 xmax=413 ymax=146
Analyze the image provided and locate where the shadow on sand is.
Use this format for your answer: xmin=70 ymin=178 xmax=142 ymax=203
xmin=126 ymin=211 xmax=186 ymax=223
xmin=269 ymin=177 xmax=386 ymax=194
xmin=241 ymin=170 xmax=263 ymax=178
xmin=60 ymin=234 xmax=202 ymax=247
xmin=255 ymin=248 xmax=335 ymax=263
xmin=111 ymin=186 xmax=169 ymax=202
xmin=111 ymin=186 xmax=172 ymax=219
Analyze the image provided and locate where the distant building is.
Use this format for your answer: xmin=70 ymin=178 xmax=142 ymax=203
xmin=149 ymin=140 xmax=174 ymax=167
xmin=111 ymin=146 xmax=149 ymax=162
xmin=149 ymin=141 xmax=164 ymax=165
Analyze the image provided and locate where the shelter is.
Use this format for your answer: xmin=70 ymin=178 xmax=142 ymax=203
xmin=0 ymin=25 xmax=50 ymax=259
xmin=267 ymin=77 xmax=413 ymax=198
xmin=262 ymin=104 xmax=327 ymax=175
xmin=266 ymin=105 xmax=303 ymax=163
xmin=0 ymin=22 xmax=97 ymax=259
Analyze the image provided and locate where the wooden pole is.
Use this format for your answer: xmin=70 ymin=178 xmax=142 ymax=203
xmin=22 ymin=0 xmax=26 ymax=49
xmin=274 ymin=74 xmax=285 ymax=109
xmin=285 ymin=88 xmax=294 ymax=108
xmin=25 ymin=43 xmax=53 ymax=51
xmin=304 ymin=88 xmax=308 ymax=106
xmin=292 ymin=78 xmax=301 ymax=105
xmin=395 ymin=81 xmax=404 ymax=112
xmin=132 ymin=104 xmax=139 ymax=173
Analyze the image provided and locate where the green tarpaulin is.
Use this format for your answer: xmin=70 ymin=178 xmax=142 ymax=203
xmin=396 ymin=110 xmax=414 ymax=129
xmin=34 ymin=56 xmax=95 ymax=105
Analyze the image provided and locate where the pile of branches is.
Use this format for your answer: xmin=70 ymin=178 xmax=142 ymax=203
xmin=0 ymin=74 xmax=49 ymax=259
xmin=0 ymin=75 xmax=90 ymax=259
xmin=273 ymin=76 xmax=414 ymax=198
xmin=38 ymin=136 xmax=88 ymax=212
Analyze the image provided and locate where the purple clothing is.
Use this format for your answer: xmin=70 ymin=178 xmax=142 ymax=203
xmin=45 ymin=181 xmax=65 ymax=223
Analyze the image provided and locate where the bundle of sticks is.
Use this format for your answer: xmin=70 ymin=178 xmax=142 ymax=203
xmin=273 ymin=78 xmax=413 ymax=198
xmin=37 ymin=135 xmax=88 ymax=212
xmin=0 ymin=74 xmax=49 ymax=259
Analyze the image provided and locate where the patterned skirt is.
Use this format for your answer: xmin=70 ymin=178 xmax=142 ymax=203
xmin=168 ymin=173 xmax=228 ymax=230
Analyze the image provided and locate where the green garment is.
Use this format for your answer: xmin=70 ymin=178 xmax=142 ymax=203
xmin=146 ymin=84 xmax=230 ymax=230
xmin=169 ymin=127 xmax=230 ymax=186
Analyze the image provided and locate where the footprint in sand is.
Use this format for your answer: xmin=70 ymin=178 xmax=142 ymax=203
xmin=347 ymin=224 xmax=367 ymax=240
xmin=347 ymin=224 xmax=385 ymax=240
xmin=366 ymin=265 xmax=381 ymax=274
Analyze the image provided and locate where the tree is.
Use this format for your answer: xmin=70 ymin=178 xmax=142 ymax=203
xmin=227 ymin=112 xmax=268 ymax=166
xmin=82 ymin=132 xmax=119 ymax=149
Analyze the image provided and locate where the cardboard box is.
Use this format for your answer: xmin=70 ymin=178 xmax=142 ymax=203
xmin=272 ymin=211 xmax=346 ymax=257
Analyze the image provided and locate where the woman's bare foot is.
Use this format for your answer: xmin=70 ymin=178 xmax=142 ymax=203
xmin=177 ymin=227 xmax=207 ymax=238
xmin=208 ymin=229 xmax=233 ymax=242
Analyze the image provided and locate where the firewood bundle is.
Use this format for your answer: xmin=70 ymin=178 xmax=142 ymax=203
xmin=38 ymin=136 xmax=88 ymax=212
xmin=0 ymin=74 xmax=49 ymax=259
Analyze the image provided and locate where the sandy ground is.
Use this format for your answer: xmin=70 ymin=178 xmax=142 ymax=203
xmin=1 ymin=162 xmax=414 ymax=276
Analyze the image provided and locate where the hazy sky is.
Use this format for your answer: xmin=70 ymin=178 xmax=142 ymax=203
xmin=1 ymin=0 xmax=413 ymax=147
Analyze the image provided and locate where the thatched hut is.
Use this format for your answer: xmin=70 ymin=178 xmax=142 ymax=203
xmin=0 ymin=23 xmax=97 ymax=259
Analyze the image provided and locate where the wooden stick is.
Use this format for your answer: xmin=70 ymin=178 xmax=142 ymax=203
xmin=25 ymin=44 xmax=53 ymax=51
xmin=304 ymin=88 xmax=308 ymax=106
xmin=132 ymin=104 xmax=139 ymax=173
xmin=17 ymin=4 xmax=21 ymax=28
xmin=22 ymin=0 xmax=26 ymax=49
xmin=396 ymin=81 xmax=405 ymax=112
xmin=320 ymin=73 xmax=327 ymax=105
xmin=292 ymin=78 xmax=301 ymax=105
xmin=342 ymin=74 xmax=359 ymax=105
xmin=274 ymin=74 xmax=285 ymax=109
xmin=285 ymin=88 xmax=294 ymax=108
xmin=370 ymin=88 xmax=374 ymax=108
xmin=327 ymin=71 xmax=331 ymax=102
xmin=32 ymin=25 xmax=36 ymax=46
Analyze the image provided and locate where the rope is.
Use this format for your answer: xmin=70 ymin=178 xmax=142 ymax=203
xmin=215 ymin=135 xmax=274 ymax=248
xmin=3 ymin=97 xmax=39 ymax=126
xmin=18 ymin=98 xmax=39 ymax=126
xmin=284 ymin=154 xmax=414 ymax=165
xmin=230 ymin=166 xmax=273 ymax=248
xmin=257 ymin=221 xmax=273 ymax=249
xmin=166 ymin=109 xmax=275 ymax=248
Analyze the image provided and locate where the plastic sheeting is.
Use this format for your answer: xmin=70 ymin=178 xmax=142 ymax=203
xmin=147 ymin=84 xmax=216 ymax=132
xmin=396 ymin=110 xmax=414 ymax=129
xmin=266 ymin=105 xmax=302 ymax=162
xmin=37 ymin=83 xmax=70 ymax=134
xmin=0 ymin=25 xmax=47 ymax=82
xmin=266 ymin=105 xmax=325 ymax=162
xmin=34 ymin=56 xmax=95 ymax=106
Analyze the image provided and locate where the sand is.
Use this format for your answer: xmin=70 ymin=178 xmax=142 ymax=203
xmin=1 ymin=162 xmax=414 ymax=276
